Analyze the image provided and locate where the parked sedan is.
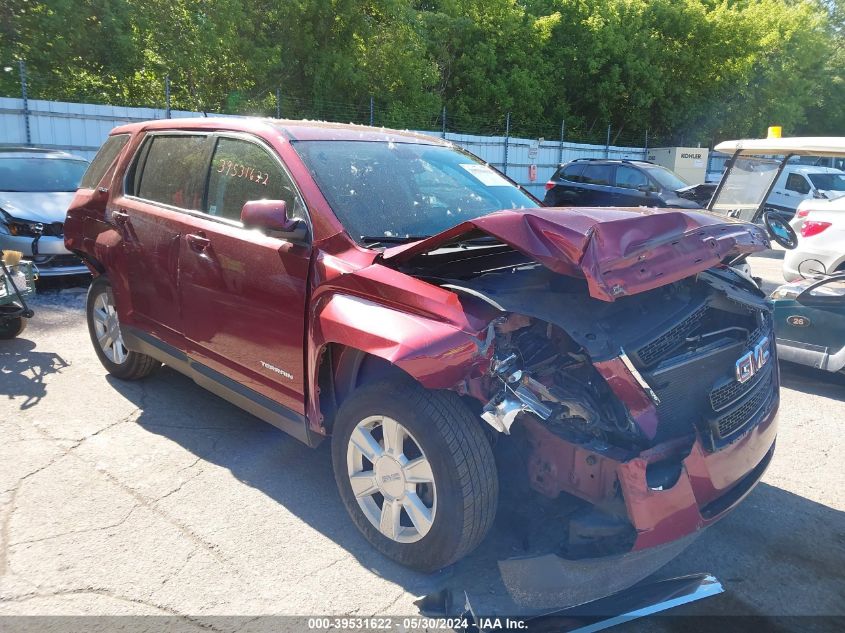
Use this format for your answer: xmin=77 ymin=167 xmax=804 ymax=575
xmin=783 ymin=200 xmax=845 ymax=281
xmin=0 ymin=147 xmax=90 ymax=276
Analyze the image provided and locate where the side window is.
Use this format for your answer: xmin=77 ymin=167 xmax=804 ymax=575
xmin=136 ymin=135 xmax=208 ymax=210
xmin=561 ymin=163 xmax=585 ymax=182
xmin=615 ymin=165 xmax=650 ymax=190
xmin=785 ymin=173 xmax=811 ymax=194
xmin=80 ymin=134 xmax=130 ymax=189
xmin=581 ymin=164 xmax=612 ymax=186
xmin=206 ymin=137 xmax=304 ymax=222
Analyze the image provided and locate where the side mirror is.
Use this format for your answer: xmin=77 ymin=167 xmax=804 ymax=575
xmin=637 ymin=184 xmax=652 ymax=194
xmin=241 ymin=200 xmax=307 ymax=242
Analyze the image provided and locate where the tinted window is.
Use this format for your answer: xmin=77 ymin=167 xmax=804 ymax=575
xmin=206 ymin=138 xmax=304 ymax=222
xmin=786 ymin=173 xmax=811 ymax=194
xmin=0 ymin=157 xmax=88 ymax=192
xmin=560 ymin=163 xmax=585 ymax=182
xmin=293 ymin=140 xmax=538 ymax=241
xmin=80 ymin=135 xmax=129 ymax=189
xmin=581 ymin=164 xmax=612 ymax=186
xmin=136 ymin=135 xmax=208 ymax=210
xmin=615 ymin=165 xmax=650 ymax=189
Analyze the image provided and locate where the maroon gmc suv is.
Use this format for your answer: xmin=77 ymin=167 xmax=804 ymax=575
xmin=65 ymin=118 xmax=778 ymax=589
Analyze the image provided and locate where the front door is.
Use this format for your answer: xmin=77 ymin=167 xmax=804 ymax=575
xmin=613 ymin=164 xmax=652 ymax=206
xmin=178 ymin=135 xmax=311 ymax=413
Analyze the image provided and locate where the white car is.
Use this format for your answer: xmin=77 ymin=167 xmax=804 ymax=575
xmin=0 ymin=147 xmax=90 ymax=276
xmin=766 ymin=165 xmax=845 ymax=217
xmin=783 ymin=197 xmax=845 ymax=281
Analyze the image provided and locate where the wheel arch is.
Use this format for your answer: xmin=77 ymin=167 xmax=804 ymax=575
xmin=308 ymin=293 xmax=491 ymax=436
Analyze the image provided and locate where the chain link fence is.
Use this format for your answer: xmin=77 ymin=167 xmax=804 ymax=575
xmin=2 ymin=64 xmax=720 ymax=196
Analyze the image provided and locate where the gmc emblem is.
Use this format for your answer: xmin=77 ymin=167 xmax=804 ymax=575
xmin=735 ymin=336 xmax=771 ymax=383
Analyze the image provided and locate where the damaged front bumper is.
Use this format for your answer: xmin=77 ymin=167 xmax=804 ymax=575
xmin=505 ymin=400 xmax=777 ymax=607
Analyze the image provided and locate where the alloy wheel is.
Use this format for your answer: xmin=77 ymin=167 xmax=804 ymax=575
xmin=91 ymin=290 xmax=127 ymax=364
xmin=346 ymin=415 xmax=436 ymax=544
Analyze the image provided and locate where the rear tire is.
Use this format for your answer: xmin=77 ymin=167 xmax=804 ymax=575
xmin=331 ymin=377 xmax=498 ymax=572
xmin=0 ymin=306 xmax=26 ymax=339
xmin=87 ymin=276 xmax=160 ymax=380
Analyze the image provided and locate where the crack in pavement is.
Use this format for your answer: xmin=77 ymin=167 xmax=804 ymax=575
xmin=7 ymin=504 xmax=140 ymax=548
xmin=0 ymin=587 xmax=228 ymax=630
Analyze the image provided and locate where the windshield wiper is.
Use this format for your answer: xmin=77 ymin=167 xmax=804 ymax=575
xmin=360 ymin=235 xmax=429 ymax=247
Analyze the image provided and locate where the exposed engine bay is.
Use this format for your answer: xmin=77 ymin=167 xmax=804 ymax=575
xmin=481 ymin=314 xmax=639 ymax=449
xmin=401 ymin=252 xmax=777 ymax=560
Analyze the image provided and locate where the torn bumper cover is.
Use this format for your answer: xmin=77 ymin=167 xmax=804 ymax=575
xmin=507 ymin=401 xmax=777 ymax=607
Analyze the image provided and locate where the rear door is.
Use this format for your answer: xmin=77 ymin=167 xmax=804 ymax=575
xmin=579 ymin=163 xmax=616 ymax=206
xmin=112 ymin=132 xmax=213 ymax=349
xmin=178 ymin=134 xmax=311 ymax=413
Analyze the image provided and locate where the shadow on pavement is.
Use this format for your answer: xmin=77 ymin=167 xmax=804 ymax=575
xmin=778 ymin=361 xmax=845 ymax=401
xmin=0 ymin=337 xmax=69 ymax=409
xmin=105 ymin=367 xmax=845 ymax=619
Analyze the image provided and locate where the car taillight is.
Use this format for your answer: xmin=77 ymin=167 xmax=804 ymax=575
xmin=545 ymin=181 xmax=555 ymax=191
xmin=796 ymin=208 xmax=811 ymax=218
xmin=801 ymin=220 xmax=832 ymax=238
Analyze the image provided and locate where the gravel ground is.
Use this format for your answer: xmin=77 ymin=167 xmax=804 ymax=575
xmin=0 ymin=253 xmax=843 ymax=631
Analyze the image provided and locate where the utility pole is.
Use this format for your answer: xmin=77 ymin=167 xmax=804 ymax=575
xmin=369 ymin=96 xmax=374 ymax=126
xmin=19 ymin=60 xmax=31 ymax=145
xmin=441 ymin=106 xmax=447 ymax=139
xmin=276 ymin=87 xmax=281 ymax=119
xmin=165 ymin=75 xmax=171 ymax=119
xmin=605 ymin=124 xmax=611 ymax=158
xmin=558 ymin=119 xmax=565 ymax=165
xmin=503 ymin=112 xmax=511 ymax=176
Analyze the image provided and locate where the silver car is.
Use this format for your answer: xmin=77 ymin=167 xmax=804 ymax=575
xmin=0 ymin=147 xmax=89 ymax=276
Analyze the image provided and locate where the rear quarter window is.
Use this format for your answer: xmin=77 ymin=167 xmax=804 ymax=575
xmin=80 ymin=134 xmax=130 ymax=189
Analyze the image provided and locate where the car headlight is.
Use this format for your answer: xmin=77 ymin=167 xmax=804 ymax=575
xmin=0 ymin=211 xmax=44 ymax=237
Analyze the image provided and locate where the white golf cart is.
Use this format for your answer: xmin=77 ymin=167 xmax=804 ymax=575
xmin=708 ymin=136 xmax=845 ymax=257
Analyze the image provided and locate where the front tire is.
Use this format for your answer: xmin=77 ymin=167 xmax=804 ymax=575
xmin=331 ymin=377 xmax=498 ymax=572
xmin=87 ymin=276 xmax=160 ymax=380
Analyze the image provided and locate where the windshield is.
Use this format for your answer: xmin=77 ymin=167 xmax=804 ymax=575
xmin=808 ymin=172 xmax=845 ymax=192
xmin=644 ymin=165 xmax=689 ymax=190
xmin=709 ymin=156 xmax=782 ymax=221
xmin=292 ymin=140 xmax=538 ymax=242
xmin=0 ymin=157 xmax=88 ymax=192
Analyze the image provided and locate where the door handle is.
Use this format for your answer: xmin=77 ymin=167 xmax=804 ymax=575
xmin=186 ymin=233 xmax=211 ymax=252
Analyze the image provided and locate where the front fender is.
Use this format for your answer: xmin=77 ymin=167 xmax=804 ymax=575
xmin=307 ymin=292 xmax=491 ymax=433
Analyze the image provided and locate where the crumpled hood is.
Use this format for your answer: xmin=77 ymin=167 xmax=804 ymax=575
xmin=0 ymin=191 xmax=76 ymax=224
xmin=382 ymin=207 xmax=770 ymax=302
